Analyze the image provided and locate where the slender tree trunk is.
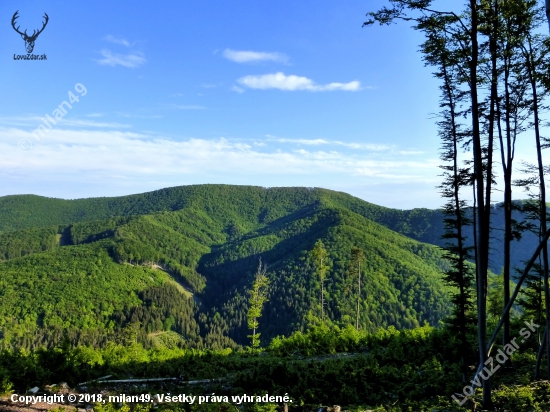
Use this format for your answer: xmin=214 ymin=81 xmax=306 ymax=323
xmin=321 ymin=258 xmax=325 ymax=320
xmin=441 ymin=59 xmax=470 ymax=381
xmin=469 ymin=0 xmax=492 ymax=406
xmin=485 ymin=0 xmax=496 ymax=257
xmin=487 ymin=229 xmax=550 ymax=353
xmin=500 ymin=24 xmax=513 ymax=359
xmin=524 ymin=38 xmax=550 ymax=379
xmin=536 ymin=325 xmax=548 ymax=377
xmin=356 ymin=261 xmax=361 ymax=330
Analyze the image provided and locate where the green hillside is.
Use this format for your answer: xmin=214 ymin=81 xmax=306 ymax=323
xmin=0 ymin=185 xmax=451 ymax=350
xmin=2 ymin=185 xmax=541 ymax=276
xmin=0 ymin=185 xmax=327 ymax=233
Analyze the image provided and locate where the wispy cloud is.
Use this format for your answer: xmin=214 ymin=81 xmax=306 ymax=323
xmin=0 ymin=116 xmax=131 ymax=129
xmin=399 ymin=150 xmax=424 ymax=155
xmin=103 ymin=35 xmax=133 ymax=47
xmin=231 ymin=85 xmax=245 ymax=93
xmin=238 ymin=72 xmax=360 ymax=91
xmin=266 ymin=136 xmax=391 ymax=151
xmin=223 ymin=49 xmax=289 ymax=64
xmin=1 ymin=127 xmax=438 ymax=182
xmin=96 ymin=49 xmax=146 ymax=68
xmin=59 ymin=119 xmax=133 ymax=128
xmin=0 ymin=126 xmax=448 ymax=208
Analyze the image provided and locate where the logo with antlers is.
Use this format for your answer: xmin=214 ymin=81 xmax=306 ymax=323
xmin=11 ymin=11 xmax=49 ymax=54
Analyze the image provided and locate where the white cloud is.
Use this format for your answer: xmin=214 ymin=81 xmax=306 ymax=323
xmin=0 ymin=116 xmax=131 ymax=129
xmin=399 ymin=150 xmax=424 ymax=155
xmin=0 ymin=126 xmax=455 ymax=208
xmin=275 ymin=138 xmax=331 ymax=145
xmin=59 ymin=119 xmax=132 ymax=128
xmin=231 ymin=85 xmax=245 ymax=93
xmin=265 ymin=136 xmax=391 ymax=151
xmin=96 ymin=49 xmax=146 ymax=68
xmin=344 ymin=142 xmax=390 ymax=151
xmin=223 ymin=49 xmax=289 ymax=64
xmin=238 ymin=72 xmax=360 ymax=91
xmin=103 ymin=35 xmax=133 ymax=47
xmin=0 ymin=127 xmax=438 ymax=184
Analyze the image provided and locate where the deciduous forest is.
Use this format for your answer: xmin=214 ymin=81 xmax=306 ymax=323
xmin=3 ymin=0 xmax=550 ymax=411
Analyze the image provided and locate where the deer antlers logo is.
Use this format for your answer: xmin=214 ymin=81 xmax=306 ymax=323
xmin=11 ymin=11 xmax=49 ymax=54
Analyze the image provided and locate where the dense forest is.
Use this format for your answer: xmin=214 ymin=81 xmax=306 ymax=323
xmin=4 ymin=0 xmax=550 ymax=408
xmin=365 ymin=0 xmax=550 ymax=408
xmin=1 ymin=186 xmax=544 ymax=275
xmin=0 ymin=184 xmax=548 ymax=410
xmin=0 ymin=186 xmax=453 ymax=351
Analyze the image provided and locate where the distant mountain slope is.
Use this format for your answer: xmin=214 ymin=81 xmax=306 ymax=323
xmin=197 ymin=203 xmax=450 ymax=345
xmin=0 ymin=185 xmax=541 ymax=274
xmin=0 ymin=240 xmax=200 ymax=349
xmin=0 ymin=185 xmax=326 ymax=233
xmin=0 ymin=185 xmax=452 ymax=350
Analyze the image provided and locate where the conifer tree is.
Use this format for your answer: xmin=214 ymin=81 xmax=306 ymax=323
xmin=418 ymin=14 xmax=476 ymax=381
xmin=350 ymin=247 xmax=365 ymax=330
xmin=246 ymin=259 xmax=270 ymax=349
xmin=311 ymin=240 xmax=329 ymax=321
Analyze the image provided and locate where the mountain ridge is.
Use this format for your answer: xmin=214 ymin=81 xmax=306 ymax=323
xmin=1 ymin=184 xmax=539 ymax=275
xmin=0 ymin=185 xmax=452 ymax=351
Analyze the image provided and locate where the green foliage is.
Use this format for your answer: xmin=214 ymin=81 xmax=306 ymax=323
xmin=0 ymin=322 xmax=548 ymax=410
xmin=350 ymin=247 xmax=365 ymax=330
xmin=0 ymin=185 xmax=546 ymax=278
xmin=247 ymin=260 xmax=270 ymax=348
xmin=0 ymin=241 xmax=201 ymax=350
xmin=311 ymin=239 xmax=329 ymax=320
xmin=0 ymin=226 xmax=60 ymax=260
xmin=0 ymin=185 xmax=452 ymax=352
xmin=311 ymin=240 xmax=329 ymax=282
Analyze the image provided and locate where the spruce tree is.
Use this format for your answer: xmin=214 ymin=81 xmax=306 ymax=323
xmin=311 ymin=240 xmax=329 ymax=321
xmin=350 ymin=247 xmax=365 ymax=330
xmin=246 ymin=259 xmax=270 ymax=349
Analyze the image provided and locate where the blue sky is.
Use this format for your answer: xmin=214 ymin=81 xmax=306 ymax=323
xmin=0 ymin=0 xmax=497 ymax=208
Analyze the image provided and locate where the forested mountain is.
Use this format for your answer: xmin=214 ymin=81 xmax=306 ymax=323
xmin=0 ymin=185 xmax=541 ymax=274
xmin=0 ymin=185 xmax=453 ymax=350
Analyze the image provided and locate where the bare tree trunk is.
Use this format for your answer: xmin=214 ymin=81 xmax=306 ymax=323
xmin=440 ymin=57 xmax=471 ymax=382
xmin=486 ymin=229 xmax=550 ymax=353
xmin=321 ymin=260 xmax=325 ymax=321
xmin=469 ymin=0 xmax=492 ymax=406
xmin=356 ymin=261 xmax=361 ymax=330
xmin=523 ymin=37 xmax=550 ymax=379
xmin=536 ymin=92 xmax=550 ymax=383
xmin=536 ymin=325 xmax=548 ymax=377
xmin=500 ymin=22 xmax=514 ymax=360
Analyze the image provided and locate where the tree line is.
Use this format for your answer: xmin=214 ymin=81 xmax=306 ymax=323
xmin=367 ymin=0 xmax=550 ymax=407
